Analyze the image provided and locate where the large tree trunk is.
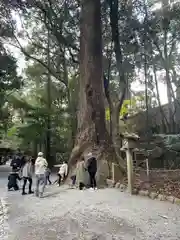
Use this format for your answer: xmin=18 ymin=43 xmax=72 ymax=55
xmin=106 ymin=0 xmax=127 ymax=167
xmin=165 ymin=68 xmax=175 ymax=133
xmin=111 ymin=105 xmax=120 ymax=149
xmin=62 ymin=50 xmax=77 ymax=149
xmin=153 ymin=64 xmax=169 ymax=133
xmin=104 ymin=77 xmax=125 ymax=169
xmin=110 ymin=104 xmax=125 ymax=160
xmin=69 ymin=0 xmax=124 ymax=184
xmin=46 ymin=28 xmax=52 ymax=165
xmin=162 ymin=0 xmax=175 ymax=133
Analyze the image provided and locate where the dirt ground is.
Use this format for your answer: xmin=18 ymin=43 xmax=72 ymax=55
xmin=1 ymin=165 xmax=180 ymax=240
xmin=6 ymin=186 xmax=180 ymax=240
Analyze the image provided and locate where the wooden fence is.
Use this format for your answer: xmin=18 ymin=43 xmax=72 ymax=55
xmin=134 ymin=168 xmax=180 ymax=182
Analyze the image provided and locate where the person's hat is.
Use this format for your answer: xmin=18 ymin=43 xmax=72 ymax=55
xmin=38 ymin=152 xmax=43 ymax=157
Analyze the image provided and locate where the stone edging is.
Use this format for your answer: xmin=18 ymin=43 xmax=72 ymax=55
xmin=106 ymin=179 xmax=180 ymax=205
xmin=0 ymin=197 xmax=9 ymax=239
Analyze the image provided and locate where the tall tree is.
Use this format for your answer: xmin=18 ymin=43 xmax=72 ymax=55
xmin=0 ymin=1 xmax=22 ymax=137
xmin=105 ymin=0 xmax=138 ymax=156
xmin=70 ymin=0 xmax=123 ymax=178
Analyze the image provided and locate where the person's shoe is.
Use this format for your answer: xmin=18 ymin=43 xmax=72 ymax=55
xmin=94 ymin=187 xmax=98 ymax=190
xmin=35 ymin=191 xmax=39 ymax=197
xmin=22 ymin=192 xmax=27 ymax=195
xmin=39 ymin=192 xmax=43 ymax=198
xmin=28 ymin=190 xmax=34 ymax=194
xmin=89 ymin=188 xmax=94 ymax=191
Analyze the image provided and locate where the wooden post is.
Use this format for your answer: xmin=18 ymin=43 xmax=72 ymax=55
xmin=145 ymin=158 xmax=150 ymax=182
xmin=112 ymin=162 xmax=115 ymax=182
xmin=146 ymin=158 xmax=149 ymax=177
xmin=126 ymin=148 xmax=133 ymax=194
xmin=134 ymin=152 xmax=137 ymax=168
xmin=121 ymin=133 xmax=139 ymax=195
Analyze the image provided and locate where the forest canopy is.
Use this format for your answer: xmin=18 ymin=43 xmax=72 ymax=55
xmin=1 ymin=0 xmax=180 ymax=176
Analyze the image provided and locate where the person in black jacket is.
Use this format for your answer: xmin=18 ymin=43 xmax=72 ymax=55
xmin=86 ymin=152 xmax=97 ymax=190
xmin=10 ymin=150 xmax=25 ymax=170
xmin=7 ymin=167 xmax=21 ymax=191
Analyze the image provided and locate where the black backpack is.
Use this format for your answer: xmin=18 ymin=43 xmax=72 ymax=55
xmin=11 ymin=155 xmax=24 ymax=168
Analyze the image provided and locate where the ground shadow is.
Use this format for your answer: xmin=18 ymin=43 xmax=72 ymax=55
xmin=43 ymin=189 xmax=67 ymax=198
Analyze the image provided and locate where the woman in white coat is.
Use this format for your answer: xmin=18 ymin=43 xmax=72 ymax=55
xmin=34 ymin=152 xmax=48 ymax=197
xmin=58 ymin=161 xmax=68 ymax=186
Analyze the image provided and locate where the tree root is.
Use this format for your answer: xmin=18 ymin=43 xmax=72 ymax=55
xmin=68 ymin=141 xmax=90 ymax=166
xmin=68 ymin=123 xmax=126 ymax=185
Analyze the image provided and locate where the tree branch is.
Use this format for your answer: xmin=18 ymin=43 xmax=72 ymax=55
xmin=169 ymin=30 xmax=177 ymax=57
xmin=107 ymin=0 xmax=126 ymax=110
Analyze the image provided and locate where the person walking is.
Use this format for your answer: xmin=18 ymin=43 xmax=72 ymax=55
xmin=86 ymin=152 xmax=97 ymax=190
xmin=34 ymin=152 xmax=48 ymax=198
xmin=45 ymin=167 xmax=52 ymax=185
xmin=70 ymin=161 xmax=77 ymax=188
xmin=21 ymin=156 xmax=34 ymax=195
xmin=58 ymin=161 xmax=68 ymax=186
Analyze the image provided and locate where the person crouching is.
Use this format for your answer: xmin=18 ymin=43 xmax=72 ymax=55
xmin=22 ymin=156 xmax=34 ymax=195
xmin=7 ymin=166 xmax=21 ymax=191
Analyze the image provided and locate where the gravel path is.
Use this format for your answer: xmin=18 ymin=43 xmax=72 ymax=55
xmin=0 ymin=196 xmax=9 ymax=240
xmin=5 ymin=185 xmax=180 ymax=240
xmin=0 ymin=181 xmax=9 ymax=240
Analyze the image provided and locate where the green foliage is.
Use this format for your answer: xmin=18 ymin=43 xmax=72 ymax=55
xmin=7 ymin=125 xmax=18 ymax=138
xmin=3 ymin=0 xmax=180 ymax=158
xmin=0 ymin=2 xmax=22 ymax=139
xmin=0 ymin=49 xmax=21 ymax=113
xmin=4 ymin=57 xmax=75 ymax=158
xmin=105 ymin=95 xmax=146 ymax=121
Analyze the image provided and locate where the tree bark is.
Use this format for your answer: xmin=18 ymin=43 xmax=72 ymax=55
xmin=108 ymin=0 xmax=126 ymax=110
xmin=105 ymin=0 xmax=127 ymax=166
xmin=46 ymin=27 xmax=52 ymax=165
xmin=104 ymin=75 xmax=124 ymax=167
xmin=153 ymin=64 xmax=169 ymax=132
xmin=165 ymin=68 xmax=175 ymax=133
xmin=110 ymin=103 xmax=123 ymax=156
xmin=162 ymin=1 xmax=175 ymax=133
xmin=69 ymin=0 xmax=125 ymax=183
xmin=62 ymin=49 xmax=77 ymax=149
